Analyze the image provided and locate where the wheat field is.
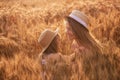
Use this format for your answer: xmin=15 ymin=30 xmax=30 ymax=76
xmin=0 ymin=0 xmax=120 ymax=80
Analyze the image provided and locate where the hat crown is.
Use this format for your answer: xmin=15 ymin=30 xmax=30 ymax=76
xmin=69 ymin=10 xmax=89 ymax=28
xmin=39 ymin=30 xmax=54 ymax=48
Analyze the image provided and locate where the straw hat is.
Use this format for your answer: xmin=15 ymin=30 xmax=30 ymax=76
xmin=38 ymin=28 xmax=59 ymax=54
xmin=69 ymin=10 xmax=89 ymax=29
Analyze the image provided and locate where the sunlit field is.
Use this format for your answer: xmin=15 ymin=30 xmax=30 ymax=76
xmin=0 ymin=0 xmax=120 ymax=80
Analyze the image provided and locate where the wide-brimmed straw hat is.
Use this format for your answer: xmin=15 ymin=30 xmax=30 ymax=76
xmin=38 ymin=28 xmax=59 ymax=54
xmin=69 ymin=10 xmax=89 ymax=29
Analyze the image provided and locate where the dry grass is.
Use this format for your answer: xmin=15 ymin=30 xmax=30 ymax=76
xmin=0 ymin=0 xmax=120 ymax=80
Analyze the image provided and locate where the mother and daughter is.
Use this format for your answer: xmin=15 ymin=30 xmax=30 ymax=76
xmin=37 ymin=10 xmax=117 ymax=80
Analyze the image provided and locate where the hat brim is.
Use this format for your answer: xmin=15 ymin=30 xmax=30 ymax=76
xmin=40 ymin=28 xmax=59 ymax=54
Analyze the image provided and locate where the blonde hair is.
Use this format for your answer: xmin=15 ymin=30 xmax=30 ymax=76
xmin=66 ymin=16 xmax=103 ymax=54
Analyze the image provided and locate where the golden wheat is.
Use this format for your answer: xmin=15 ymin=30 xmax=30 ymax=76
xmin=0 ymin=0 xmax=120 ymax=80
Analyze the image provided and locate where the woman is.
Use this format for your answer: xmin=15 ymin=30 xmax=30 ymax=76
xmin=38 ymin=29 xmax=71 ymax=80
xmin=65 ymin=10 xmax=117 ymax=80
xmin=65 ymin=10 xmax=102 ymax=54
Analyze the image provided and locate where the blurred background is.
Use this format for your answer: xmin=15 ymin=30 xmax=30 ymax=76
xmin=0 ymin=0 xmax=120 ymax=80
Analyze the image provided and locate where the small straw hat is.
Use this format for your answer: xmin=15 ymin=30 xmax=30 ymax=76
xmin=69 ymin=10 xmax=89 ymax=29
xmin=38 ymin=28 xmax=59 ymax=54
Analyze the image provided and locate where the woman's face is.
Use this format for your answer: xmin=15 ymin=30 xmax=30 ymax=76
xmin=65 ymin=21 xmax=75 ymax=40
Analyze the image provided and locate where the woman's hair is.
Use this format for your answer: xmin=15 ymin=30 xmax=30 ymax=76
xmin=43 ymin=35 xmax=59 ymax=54
xmin=66 ymin=16 xmax=102 ymax=54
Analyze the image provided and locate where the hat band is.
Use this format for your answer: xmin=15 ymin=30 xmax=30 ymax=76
xmin=69 ymin=14 xmax=87 ymax=27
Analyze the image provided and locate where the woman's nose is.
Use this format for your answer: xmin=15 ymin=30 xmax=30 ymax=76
xmin=68 ymin=30 xmax=73 ymax=36
xmin=66 ymin=30 xmax=70 ymax=35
